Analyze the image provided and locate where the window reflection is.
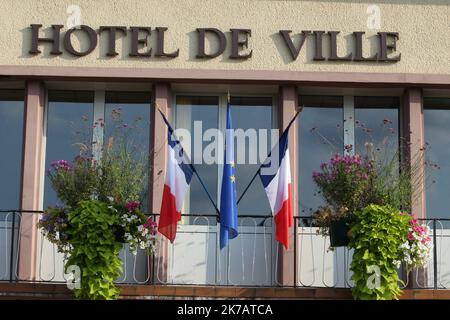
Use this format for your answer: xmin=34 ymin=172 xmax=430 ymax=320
xmin=175 ymin=96 xmax=219 ymax=219
xmin=355 ymin=97 xmax=399 ymax=160
xmin=298 ymin=96 xmax=343 ymax=215
xmin=0 ymin=90 xmax=24 ymax=210
xmin=105 ymin=91 xmax=151 ymax=155
xmin=230 ymin=96 xmax=272 ymax=217
xmin=424 ymin=98 xmax=450 ymax=220
xmin=44 ymin=91 xmax=94 ymax=207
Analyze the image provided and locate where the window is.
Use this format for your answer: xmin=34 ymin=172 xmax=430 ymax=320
xmin=174 ymin=95 xmax=274 ymax=222
xmin=44 ymin=91 xmax=94 ymax=207
xmin=44 ymin=90 xmax=153 ymax=208
xmin=105 ymin=92 xmax=151 ymax=210
xmin=424 ymin=98 xmax=450 ymax=219
xmin=105 ymin=91 xmax=151 ymax=155
xmin=231 ymin=97 xmax=273 ymax=219
xmin=175 ymin=96 xmax=219 ymax=218
xmin=298 ymin=96 xmax=343 ymax=215
xmin=0 ymin=90 xmax=24 ymax=210
xmin=355 ymin=96 xmax=399 ymax=159
xmin=298 ymin=95 xmax=400 ymax=215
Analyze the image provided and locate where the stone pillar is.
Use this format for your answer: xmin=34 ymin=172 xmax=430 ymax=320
xmin=18 ymin=81 xmax=45 ymax=280
xmin=149 ymin=83 xmax=172 ymax=283
xmin=402 ymin=87 xmax=427 ymax=288
xmin=277 ymin=85 xmax=298 ymax=286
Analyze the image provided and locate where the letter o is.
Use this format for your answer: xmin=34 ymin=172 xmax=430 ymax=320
xmin=64 ymin=25 xmax=97 ymax=56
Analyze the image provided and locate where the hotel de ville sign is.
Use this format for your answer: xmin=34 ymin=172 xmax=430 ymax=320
xmin=28 ymin=24 xmax=401 ymax=62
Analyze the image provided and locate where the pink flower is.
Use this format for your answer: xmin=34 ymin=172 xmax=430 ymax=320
xmin=144 ymin=217 xmax=158 ymax=234
xmin=126 ymin=201 xmax=140 ymax=212
xmin=408 ymin=232 xmax=414 ymax=241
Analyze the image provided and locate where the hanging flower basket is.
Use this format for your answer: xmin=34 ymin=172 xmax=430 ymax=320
xmin=329 ymin=216 xmax=354 ymax=247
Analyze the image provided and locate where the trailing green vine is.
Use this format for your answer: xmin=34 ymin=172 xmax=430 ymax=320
xmin=66 ymin=200 xmax=123 ymax=300
xmin=349 ymin=204 xmax=411 ymax=300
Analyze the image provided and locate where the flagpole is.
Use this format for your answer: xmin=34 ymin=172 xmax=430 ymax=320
xmin=236 ymin=167 xmax=260 ymax=205
xmin=190 ymin=165 xmax=221 ymax=216
xmin=236 ymin=108 xmax=302 ymax=205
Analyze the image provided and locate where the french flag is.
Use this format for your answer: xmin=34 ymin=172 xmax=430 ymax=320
xmin=158 ymin=111 xmax=193 ymax=242
xmin=259 ymin=123 xmax=295 ymax=249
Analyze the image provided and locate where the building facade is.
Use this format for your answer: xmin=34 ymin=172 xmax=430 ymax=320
xmin=0 ymin=0 xmax=449 ymax=299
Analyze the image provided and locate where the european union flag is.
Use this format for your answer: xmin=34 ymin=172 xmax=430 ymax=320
xmin=220 ymin=100 xmax=238 ymax=249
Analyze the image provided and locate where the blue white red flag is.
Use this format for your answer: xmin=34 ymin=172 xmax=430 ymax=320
xmin=158 ymin=111 xmax=193 ymax=242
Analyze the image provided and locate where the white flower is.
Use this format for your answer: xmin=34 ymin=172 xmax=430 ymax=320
xmin=137 ymin=225 xmax=144 ymax=232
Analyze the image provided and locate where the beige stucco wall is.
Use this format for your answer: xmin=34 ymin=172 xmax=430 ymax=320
xmin=0 ymin=0 xmax=448 ymax=74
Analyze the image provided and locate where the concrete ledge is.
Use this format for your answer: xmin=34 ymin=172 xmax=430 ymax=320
xmin=1 ymin=66 xmax=449 ymax=88
xmin=1 ymin=282 xmax=449 ymax=300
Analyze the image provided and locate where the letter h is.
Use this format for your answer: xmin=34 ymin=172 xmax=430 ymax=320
xmin=29 ymin=24 xmax=63 ymax=55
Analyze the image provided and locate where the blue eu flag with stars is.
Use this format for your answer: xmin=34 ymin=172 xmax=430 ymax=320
xmin=220 ymin=100 xmax=238 ymax=249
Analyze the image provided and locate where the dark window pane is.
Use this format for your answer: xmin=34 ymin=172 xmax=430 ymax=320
xmin=424 ymin=98 xmax=450 ymax=220
xmin=355 ymin=96 xmax=399 ymax=159
xmin=231 ymin=97 xmax=272 ymax=218
xmin=298 ymin=96 xmax=343 ymax=215
xmin=0 ymin=90 xmax=24 ymax=210
xmin=44 ymin=91 xmax=94 ymax=207
xmin=175 ymin=96 xmax=219 ymax=220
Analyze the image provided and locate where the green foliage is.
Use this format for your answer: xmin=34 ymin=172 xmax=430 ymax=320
xmin=97 ymin=137 xmax=148 ymax=204
xmin=47 ymin=158 xmax=99 ymax=208
xmin=66 ymin=200 xmax=123 ymax=300
xmin=349 ymin=204 xmax=411 ymax=300
xmin=363 ymin=147 xmax=426 ymax=213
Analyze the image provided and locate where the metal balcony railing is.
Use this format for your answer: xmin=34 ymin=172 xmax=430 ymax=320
xmin=1 ymin=210 xmax=449 ymax=289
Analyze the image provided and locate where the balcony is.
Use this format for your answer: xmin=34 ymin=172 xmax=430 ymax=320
xmin=1 ymin=210 xmax=450 ymax=299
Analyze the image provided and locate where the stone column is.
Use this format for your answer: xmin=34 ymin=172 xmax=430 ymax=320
xmin=17 ymin=81 xmax=45 ymax=280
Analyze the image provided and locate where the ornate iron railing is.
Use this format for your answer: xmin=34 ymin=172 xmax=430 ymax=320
xmin=1 ymin=210 xmax=449 ymax=289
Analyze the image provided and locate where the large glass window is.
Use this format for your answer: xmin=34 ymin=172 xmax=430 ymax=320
xmin=355 ymin=96 xmax=400 ymax=159
xmin=44 ymin=91 xmax=94 ymax=207
xmin=175 ymin=96 xmax=219 ymax=217
xmin=105 ymin=91 xmax=151 ymax=155
xmin=0 ymin=90 xmax=24 ymax=209
xmin=298 ymin=95 xmax=401 ymax=215
xmin=424 ymin=98 xmax=450 ymax=219
xmin=105 ymin=91 xmax=151 ymax=209
xmin=231 ymin=97 xmax=272 ymax=217
xmin=174 ymin=95 xmax=274 ymax=221
xmin=298 ymin=96 xmax=343 ymax=215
